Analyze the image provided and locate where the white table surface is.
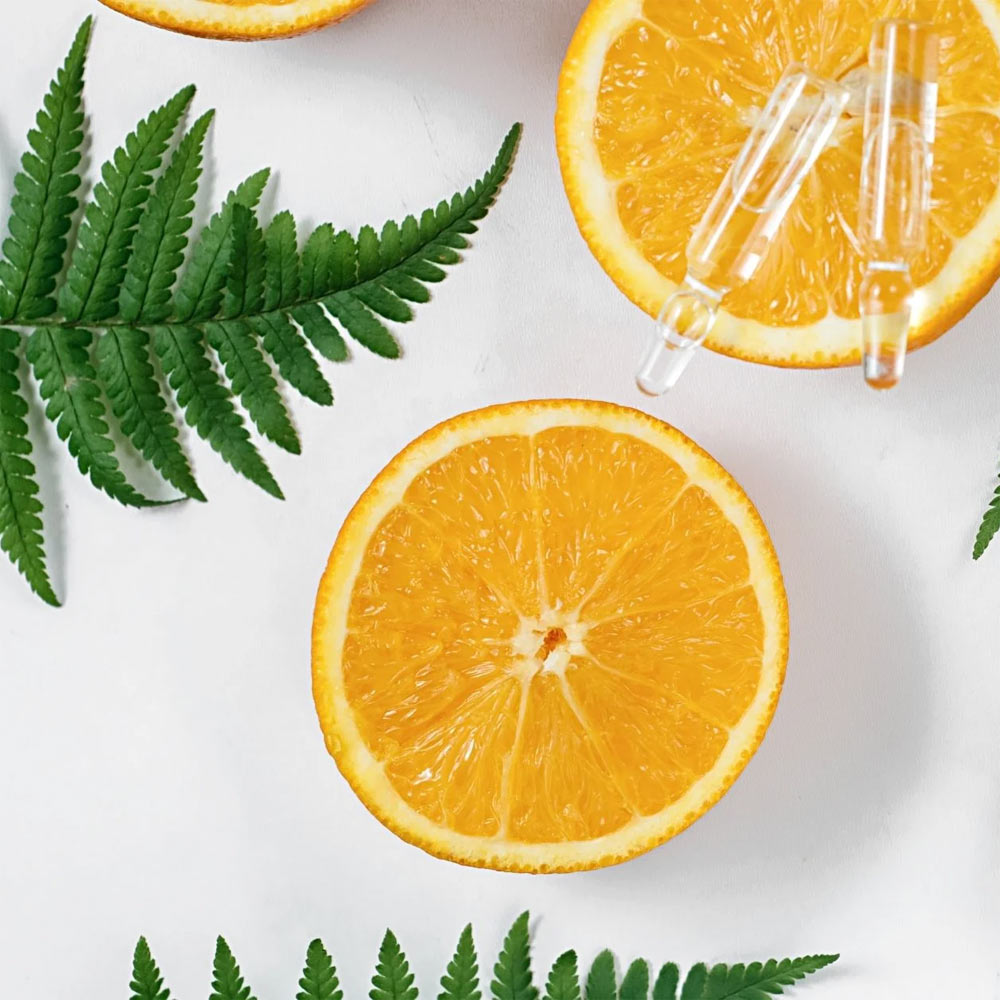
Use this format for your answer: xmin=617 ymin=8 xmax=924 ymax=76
xmin=1 ymin=1 xmax=998 ymax=995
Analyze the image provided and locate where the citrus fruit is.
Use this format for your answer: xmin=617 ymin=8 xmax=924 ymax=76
xmin=98 ymin=0 xmax=375 ymax=40
xmin=556 ymin=0 xmax=1000 ymax=367
xmin=312 ymin=400 xmax=788 ymax=872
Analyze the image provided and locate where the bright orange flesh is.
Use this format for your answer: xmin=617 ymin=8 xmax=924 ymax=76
xmin=313 ymin=401 xmax=788 ymax=871
xmin=558 ymin=0 xmax=1000 ymax=365
xmin=99 ymin=0 xmax=374 ymax=40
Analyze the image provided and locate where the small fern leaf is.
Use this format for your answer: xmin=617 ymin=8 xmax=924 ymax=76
xmin=264 ymin=211 xmax=300 ymax=311
xmin=173 ymin=169 xmax=270 ymax=323
xmin=26 ymin=327 xmax=166 ymax=507
xmin=59 ymin=85 xmax=195 ymax=323
xmin=370 ymin=931 xmax=419 ymax=1000
xmin=585 ymin=952 xmax=616 ymax=1000
xmin=620 ymin=961 xmax=649 ymax=1000
xmin=651 ymin=965 xmax=679 ymax=1000
xmin=93 ymin=327 xmax=204 ymax=500
xmin=223 ymin=204 xmax=265 ymax=318
xmin=250 ymin=312 xmax=332 ymax=405
xmin=300 ymin=226 xmax=357 ymax=299
xmin=297 ymin=939 xmax=342 ymax=1000
xmin=703 ymin=956 xmax=839 ymax=1000
xmin=324 ymin=293 xmax=399 ymax=359
xmin=678 ymin=965 xmax=706 ymax=1000
xmin=205 ymin=320 xmax=299 ymax=454
xmin=210 ymin=937 xmax=256 ymax=1000
xmin=491 ymin=912 xmax=538 ymax=1000
xmin=151 ymin=325 xmax=282 ymax=499
xmin=120 ymin=110 xmax=214 ymax=325
xmin=291 ymin=304 xmax=347 ymax=363
xmin=0 ymin=18 xmax=90 ymax=323
xmin=544 ymin=952 xmax=581 ymax=1000
xmin=130 ymin=937 xmax=170 ymax=1000
xmin=973 ymin=472 xmax=1000 ymax=559
xmin=440 ymin=925 xmax=481 ymax=1000
xmin=0 ymin=329 xmax=58 ymax=605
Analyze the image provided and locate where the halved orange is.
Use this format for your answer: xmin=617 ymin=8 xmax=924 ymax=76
xmin=312 ymin=400 xmax=788 ymax=872
xmin=556 ymin=0 xmax=1000 ymax=367
xmin=99 ymin=0 xmax=375 ymax=40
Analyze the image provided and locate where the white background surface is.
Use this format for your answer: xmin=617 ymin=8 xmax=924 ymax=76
xmin=1 ymin=0 xmax=999 ymax=995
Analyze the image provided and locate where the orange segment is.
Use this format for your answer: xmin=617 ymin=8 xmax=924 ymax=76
xmin=313 ymin=400 xmax=788 ymax=872
xmin=98 ymin=0 xmax=374 ymax=39
xmin=557 ymin=0 xmax=1000 ymax=366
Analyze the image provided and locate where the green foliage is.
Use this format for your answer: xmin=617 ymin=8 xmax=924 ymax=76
xmin=974 ymin=471 xmax=1000 ymax=559
xmin=0 ymin=18 xmax=520 ymax=604
xmin=128 ymin=916 xmax=837 ymax=1000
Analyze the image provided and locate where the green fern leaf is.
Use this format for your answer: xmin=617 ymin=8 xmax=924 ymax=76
xmin=131 ymin=937 xmax=170 ymax=1000
xmin=439 ymin=925 xmax=481 ymax=1000
xmin=371 ymin=931 xmax=419 ymax=1000
xmin=651 ymin=966 xmax=678 ymax=1000
xmin=210 ymin=938 xmax=256 ymax=1000
xmin=700 ymin=956 xmax=839 ymax=1000
xmin=172 ymin=169 xmax=270 ymax=323
xmin=250 ymin=312 xmax=332 ymax=405
xmin=59 ymin=85 xmax=195 ymax=323
xmin=0 ymin=329 xmax=58 ymax=605
xmin=0 ymin=19 xmax=90 ymax=323
xmin=678 ymin=965 xmax=706 ymax=1000
xmin=324 ymin=293 xmax=399 ymax=358
xmin=151 ymin=324 xmax=282 ymax=498
xmin=297 ymin=939 xmax=343 ymax=1000
xmin=491 ymin=913 xmax=538 ymax=1000
xmin=973 ymin=472 xmax=1000 ymax=559
xmin=544 ymin=953 xmax=581 ymax=1000
xmin=224 ymin=204 xmax=265 ymax=318
xmin=264 ymin=211 xmax=300 ymax=310
xmin=620 ymin=962 xmax=648 ymax=1000
xmin=120 ymin=110 xmax=214 ymax=324
xmin=94 ymin=327 xmax=204 ymax=499
xmin=585 ymin=952 xmax=616 ymax=1000
xmin=205 ymin=320 xmax=299 ymax=454
xmin=291 ymin=303 xmax=347 ymax=362
xmin=26 ymin=327 xmax=165 ymax=507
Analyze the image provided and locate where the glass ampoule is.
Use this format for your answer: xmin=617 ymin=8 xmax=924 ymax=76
xmin=636 ymin=65 xmax=849 ymax=395
xmin=857 ymin=19 xmax=939 ymax=389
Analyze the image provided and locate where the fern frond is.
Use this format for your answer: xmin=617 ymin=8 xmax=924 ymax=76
xmin=651 ymin=965 xmax=679 ymax=1000
xmin=297 ymin=939 xmax=343 ymax=1000
xmin=291 ymin=303 xmax=347 ymax=362
xmin=205 ymin=320 xmax=299 ymax=454
xmin=973 ymin=472 xmax=1000 ymax=559
xmin=151 ymin=324 xmax=282 ymax=498
xmin=0 ymin=18 xmax=90 ymax=323
xmin=620 ymin=961 xmax=648 ymax=1000
xmin=585 ymin=952 xmax=616 ymax=1000
xmin=0 ymin=329 xmax=57 ymax=604
xmin=211 ymin=938 xmax=256 ymax=1000
xmin=371 ymin=931 xmax=419 ymax=1000
xmin=120 ymin=110 xmax=214 ymax=325
xmin=439 ymin=925 xmax=481 ymax=1000
xmin=59 ymin=85 xmax=195 ymax=323
xmin=678 ymin=965 xmax=706 ymax=1000
xmin=93 ymin=327 xmax=203 ymax=499
xmin=544 ymin=953 xmax=581 ymax=1000
xmin=700 ymin=956 xmax=839 ymax=999
xmin=26 ymin=327 xmax=165 ymax=507
xmin=492 ymin=913 xmax=538 ymax=1000
xmin=172 ymin=169 xmax=270 ymax=322
xmin=250 ymin=312 xmax=332 ymax=405
xmin=130 ymin=937 xmax=170 ymax=1000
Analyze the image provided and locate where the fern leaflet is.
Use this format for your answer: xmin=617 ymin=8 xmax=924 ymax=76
xmin=298 ymin=939 xmax=343 ymax=1000
xmin=544 ymin=953 xmax=581 ymax=1000
xmin=370 ymin=931 xmax=419 ymax=1000
xmin=130 ymin=937 xmax=170 ymax=1000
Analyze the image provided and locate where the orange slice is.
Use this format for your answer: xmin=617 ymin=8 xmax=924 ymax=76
xmin=99 ymin=0 xmax=374 ymax=39
xmin=556 ymin=0 xmax=1000 ymax=367
xmin=312 ymin=400 xmax=788 ymax=872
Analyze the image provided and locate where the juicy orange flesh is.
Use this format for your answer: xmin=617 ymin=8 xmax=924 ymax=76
xmin=342 ymin=427 xmax=765 ymax=843
xmin=597 ymin=0 xmax=1000 ymax=325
